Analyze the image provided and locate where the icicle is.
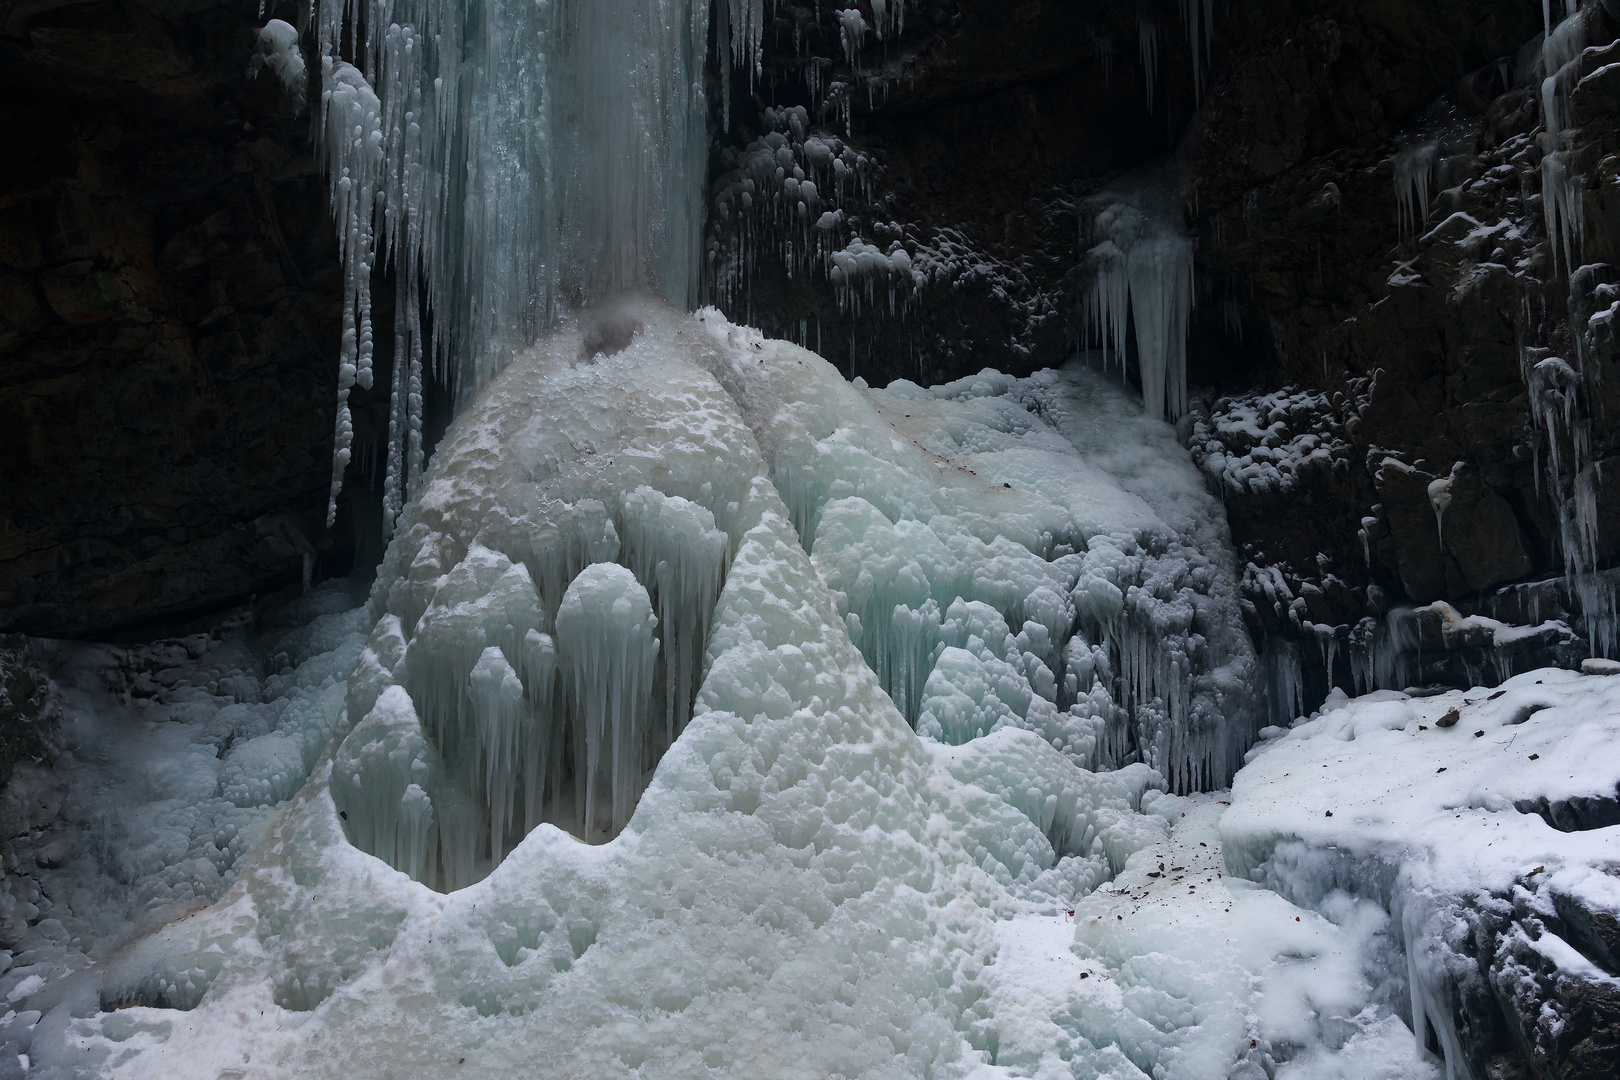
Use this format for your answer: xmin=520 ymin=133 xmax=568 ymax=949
xmin=332 ymin=685 xmax=441 ymax=886
xmin=466 ymin=647 xmax=527 ymax=865
xmin=1137 ymin=15 xmax=1159 ymax=112
xmin=1392 ymin=142 xmax=1437 ymax=238
xmin=1179 ymin=0 xmax=1214 ymax=103
xmin=1426 ymin=473 xmax=1453 ymax=549
xmin=317 ymin=58 xmax=384 ymax=525
xmin=619 ymin=487 xmax=729 ymax=743
xmin=1541 ymin=5 xmax=1589 ymax=277
xmin=1081 ymin=175 xmax=1194 ymax=420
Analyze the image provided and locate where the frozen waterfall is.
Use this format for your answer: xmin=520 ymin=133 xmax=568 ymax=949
xmin=312 ymin=0 xmax=728 ymax=526
xmin=42 ymin=305 xmax=1354 ymax=1080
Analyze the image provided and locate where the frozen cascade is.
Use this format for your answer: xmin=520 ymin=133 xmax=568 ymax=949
xmin=1500 ymin=1 xmax=1620 ymax=662
xmin=307 ymin=0 xmax=747 ymax=527
xmin=1080 ymin=173 xmax=1195 ymax=421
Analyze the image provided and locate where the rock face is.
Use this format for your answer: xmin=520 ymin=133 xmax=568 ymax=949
xmin=1177 ymin=1 xmax=1620 ymax=700
xmin=0 ymin=0 xmax=355 ymax=637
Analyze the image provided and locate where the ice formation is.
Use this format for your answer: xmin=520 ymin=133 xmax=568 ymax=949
xmin=16 ymin=304 xmax=1344 ymax=1080
xmin=249 ymin=20 xmax=306 ymax=109
xmin=1080 ymin=173 xmax=1195 ymax=421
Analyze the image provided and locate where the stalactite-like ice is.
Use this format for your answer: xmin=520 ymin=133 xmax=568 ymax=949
xmin=1080 ymin=174 xmax=1195 ymax=421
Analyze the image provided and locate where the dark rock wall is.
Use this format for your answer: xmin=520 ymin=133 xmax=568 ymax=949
xmin=0 ymin=0 xmax=369 ymax=638
xmin=4 ymin=0 xmax=1615 ymax=702
xmin=1181 ymin=1 xmax=1620 ymax=700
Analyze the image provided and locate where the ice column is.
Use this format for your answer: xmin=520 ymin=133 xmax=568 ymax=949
xmin=556 ymin=563 xmax=660 ymax=839
xmin=620 ymin=488 xmax=729 ymax=744
xmin=316 ymin=59 xmax=383 ymax=525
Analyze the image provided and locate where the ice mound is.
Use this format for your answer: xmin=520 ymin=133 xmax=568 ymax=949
xmin=21 ymin=301 xmax=1290 ymax=1078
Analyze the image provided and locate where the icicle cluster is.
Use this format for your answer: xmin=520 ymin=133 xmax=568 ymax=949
xmin=1080 ymin=176 xmax=1195 ymax=421
xmin=1515 ymin=2 xmax=1620 ymax=658
xmin=1392 ymin=142 xmax=1438 ymax=238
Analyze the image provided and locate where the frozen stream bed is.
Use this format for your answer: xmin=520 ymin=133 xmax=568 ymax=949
xmin=1 ymin=304 xmax=1614 ymax=1079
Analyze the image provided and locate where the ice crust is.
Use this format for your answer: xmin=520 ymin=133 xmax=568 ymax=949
xmin=30 ymin=303 xmax=1304 ymax=1080
xmin=0 ymin=584 xmax=372 ymax=1036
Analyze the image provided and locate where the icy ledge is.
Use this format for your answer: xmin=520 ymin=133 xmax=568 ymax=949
xmin=1223 ymin=671 xmax=1620 ymax=1079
